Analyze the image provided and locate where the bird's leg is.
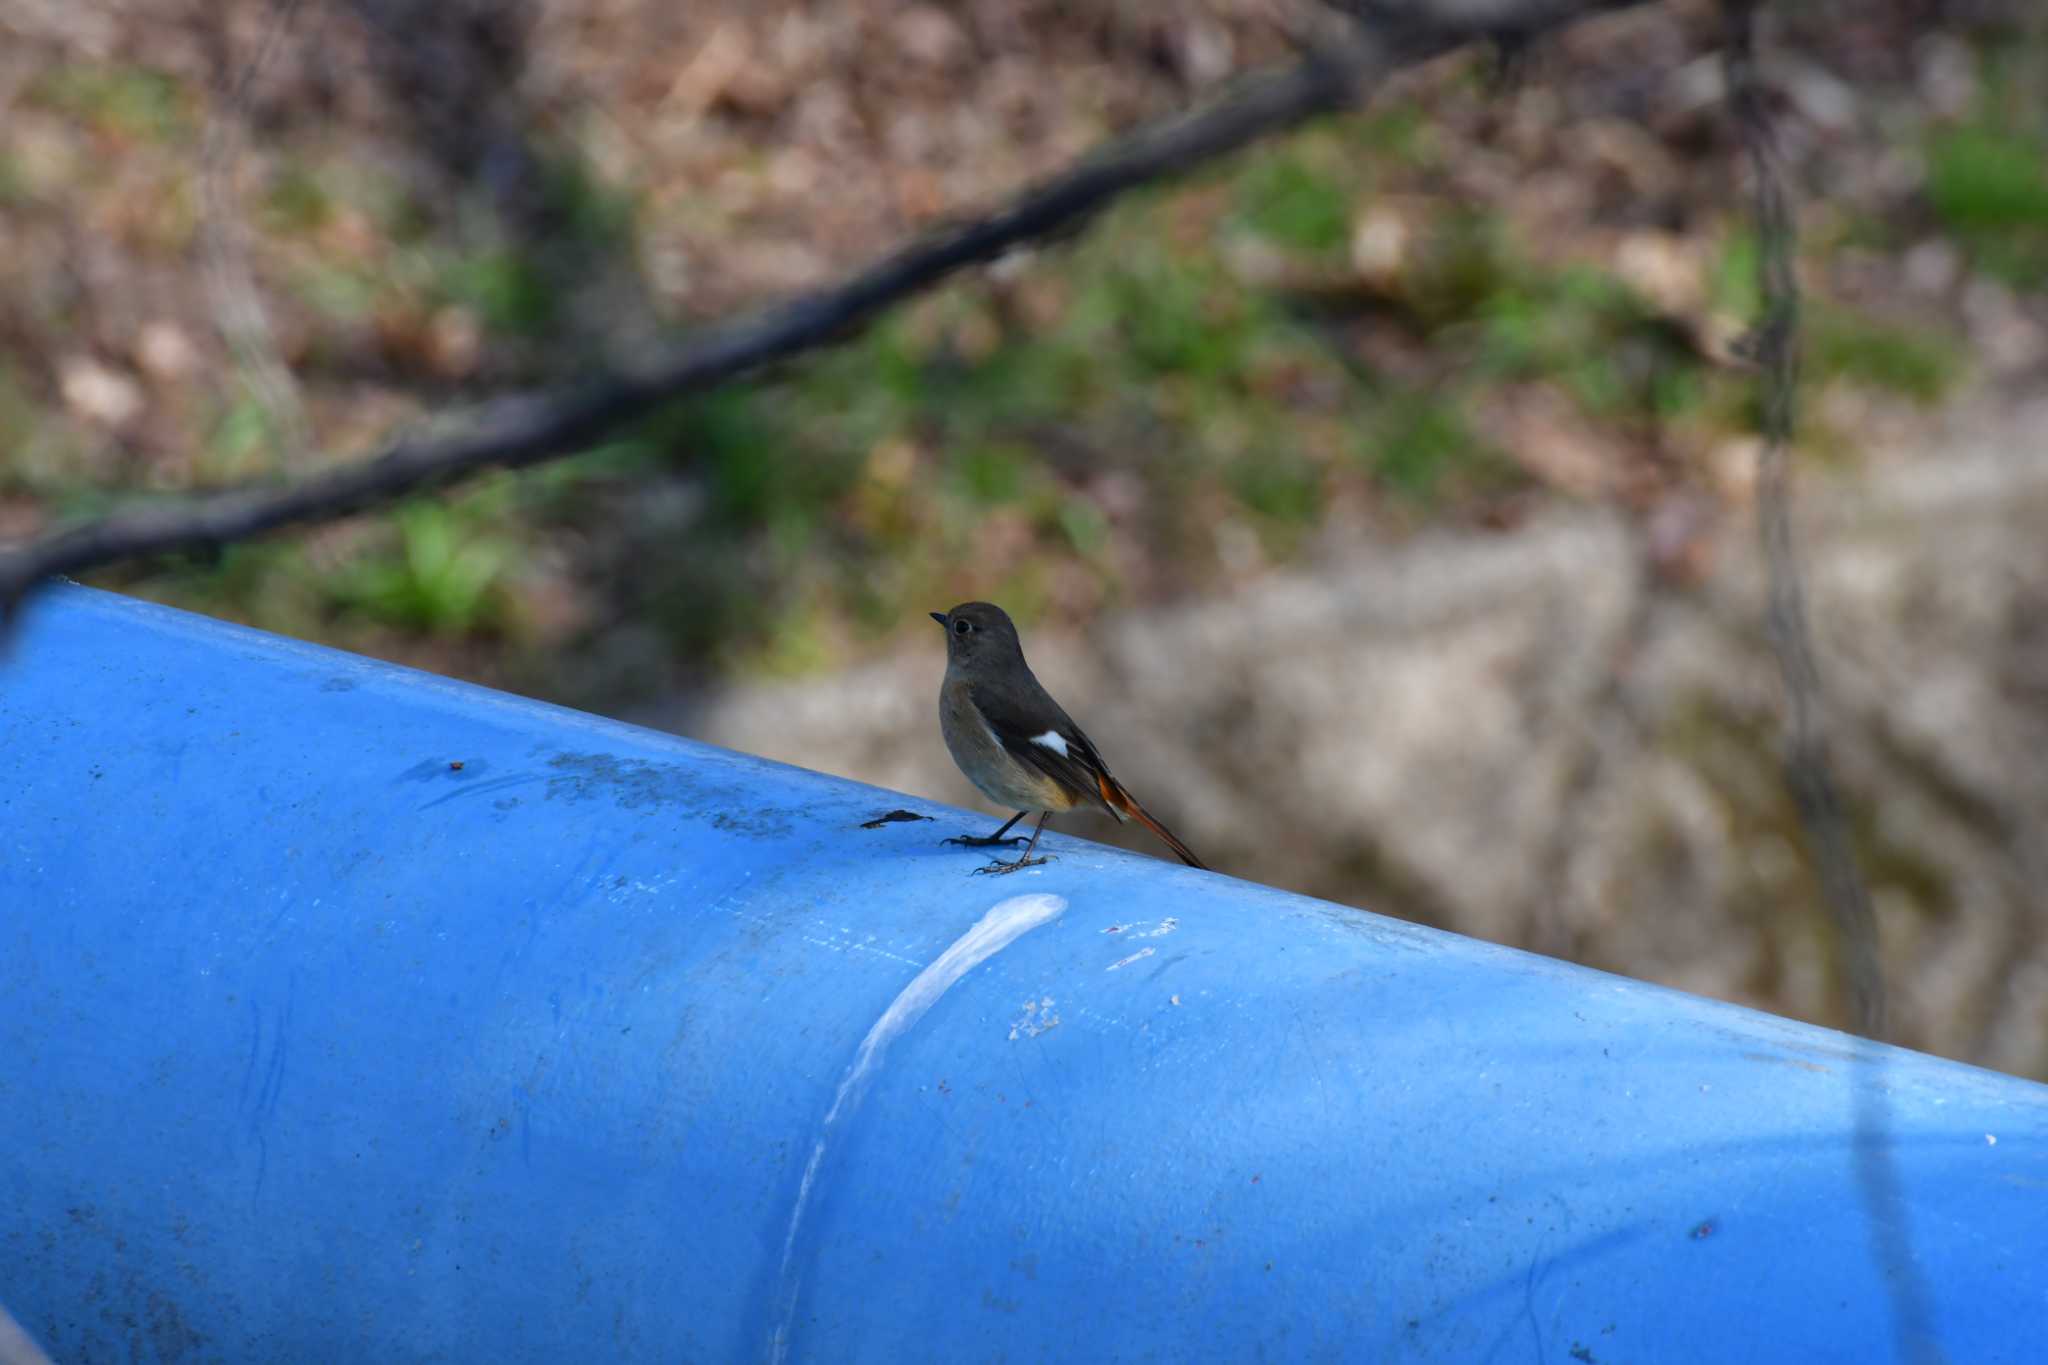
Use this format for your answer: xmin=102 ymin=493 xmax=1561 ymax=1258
xmin=974 ymin=810 xmax=1054 ymax=874
xmin=945 ymin=809 xmax=1029 ymax=848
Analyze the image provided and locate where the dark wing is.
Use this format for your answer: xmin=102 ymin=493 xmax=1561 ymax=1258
xmin=965 ymin=676 xmax=1120 ymax=816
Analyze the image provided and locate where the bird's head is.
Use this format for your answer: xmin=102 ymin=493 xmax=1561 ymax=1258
xmin=931 ymin=600 xmax=1023 ymax=671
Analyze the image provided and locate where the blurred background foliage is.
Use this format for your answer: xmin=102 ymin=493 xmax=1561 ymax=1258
xmin=3 ymin=0 xmax=2032 ymax=703
xmin=4 ymin=1 xmax=2047 ymax=1065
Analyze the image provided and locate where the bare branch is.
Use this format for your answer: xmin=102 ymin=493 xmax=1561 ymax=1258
xmin=0 ymin=0 xmax=1660 ymax=623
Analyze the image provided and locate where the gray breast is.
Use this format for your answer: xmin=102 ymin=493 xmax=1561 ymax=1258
xmin=939 ymin=678 xmax=1070 ymax=811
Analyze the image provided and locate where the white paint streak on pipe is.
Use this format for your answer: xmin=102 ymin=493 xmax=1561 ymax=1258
xmin=769 ymin=893 xmax=1068 ymax=1362
xmin=0 ymin=1305 xmax=54 ymax=1365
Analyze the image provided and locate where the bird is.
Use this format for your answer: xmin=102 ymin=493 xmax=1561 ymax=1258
xmin=931 ymin=601 xmax=1206 ymax=874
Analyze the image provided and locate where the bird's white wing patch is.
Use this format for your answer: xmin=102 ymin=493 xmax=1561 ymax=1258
xmin=1029 ymin=730 xmax=1070 ymax=757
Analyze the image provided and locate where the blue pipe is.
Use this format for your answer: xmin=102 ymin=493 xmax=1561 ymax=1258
xmin=2 ymin=585 xmax=2042 ymax=1363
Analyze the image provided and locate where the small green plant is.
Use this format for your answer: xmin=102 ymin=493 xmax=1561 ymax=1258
xmin=1926 ymin=125 xmax=2048 ymax=286
xmin=439 ymin=247 xmax=556 ymax=335
xmin=1368 ymin=394 xmax=1491 ymax=501
xmin=329 ymin=499 xmax=515 ymax=634
xmin=1102 ymin=248 xmax=1263 ymax=380
xmin=1235 ymin=153 xmax=1351 ymax=252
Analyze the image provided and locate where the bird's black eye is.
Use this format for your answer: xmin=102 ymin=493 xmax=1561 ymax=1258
xmin=954 ymin=618 xmax=973 ymax=635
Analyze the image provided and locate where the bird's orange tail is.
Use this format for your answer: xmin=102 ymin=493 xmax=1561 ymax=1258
xmin=1096 ymin=774 xmax=1207 ymax=870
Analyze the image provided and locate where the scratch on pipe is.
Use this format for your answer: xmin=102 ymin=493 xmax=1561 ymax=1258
xmin=1106 ymin=946 xmax=1156 ymax=972
xmin=768 ymin=893 xmax=1067 ymax=1362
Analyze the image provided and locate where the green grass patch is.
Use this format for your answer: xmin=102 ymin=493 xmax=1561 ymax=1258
xmin=1808 ymin=306 xmax=1963 ymax=403
xmin=1926 ymin=125 xmax=2048 ymax=286
xmin=1231 ymin=453 xmax=1324 ymax=525
xmin=1367 ymin=394 xmax=1493 ymax=501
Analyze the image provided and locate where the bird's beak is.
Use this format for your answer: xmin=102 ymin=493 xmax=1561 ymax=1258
xmin=929 ymin=611 xmax=949 ymax=627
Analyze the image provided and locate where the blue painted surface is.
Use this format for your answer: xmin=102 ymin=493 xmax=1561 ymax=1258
xmin=1 ymin=584 xmax=2044 ymax=1364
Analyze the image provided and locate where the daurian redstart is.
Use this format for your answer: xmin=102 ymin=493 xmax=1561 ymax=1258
xmin=932 ymin=601 xmax=1205 ymax=874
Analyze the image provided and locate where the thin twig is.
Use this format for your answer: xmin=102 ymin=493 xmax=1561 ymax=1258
xmin=0 ymin=0 xmax=1659 ymax=623
xmin=1726 ymin=6 xmax=1938 ymax=1362
xmin=200 ymin=0 xmax=313 ymax=468
xmin=1725 ymin=1 xmax=1886 ymax=1041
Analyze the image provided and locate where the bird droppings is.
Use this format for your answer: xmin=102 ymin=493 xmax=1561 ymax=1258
xmin=1170 ymin=994 xmax=1182 ymax=1006
xmin=1102 ymin=917 xmax=1178 ymax=938
xmin=860 ymin=809 xmax=933 ymax=828
xmin=1008 ymin=997 xmax=1060 ymax=1040
xmin=771 ymin=893 xmax=1067 ymax=1363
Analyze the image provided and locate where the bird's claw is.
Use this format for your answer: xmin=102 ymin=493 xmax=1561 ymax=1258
xmin=972 ymin=855 xmax=1053 ymax=876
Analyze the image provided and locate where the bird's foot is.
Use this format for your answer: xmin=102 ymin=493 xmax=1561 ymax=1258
xmin=945 ymin=833 xmax=1027 ymax=848
xmin=973 ymin=854 xmax=1053 ymax=876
